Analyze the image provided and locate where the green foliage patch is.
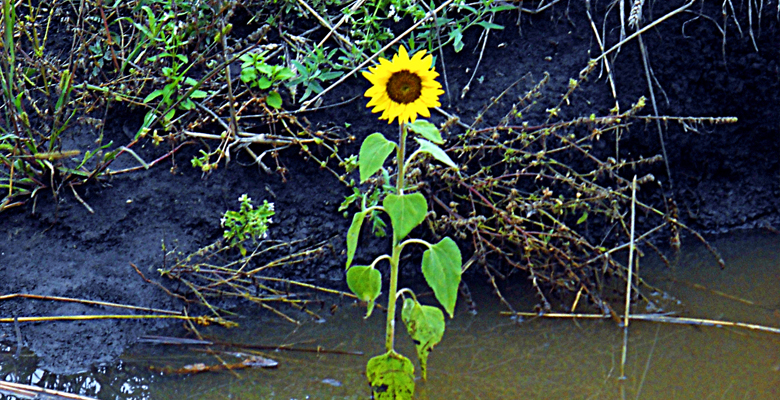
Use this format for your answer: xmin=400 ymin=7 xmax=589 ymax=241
xmin=221 ymin=194 xmax=275 ymax=256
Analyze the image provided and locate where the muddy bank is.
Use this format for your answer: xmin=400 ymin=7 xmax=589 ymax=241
xmin=1 ymin=2 xmax=779 ymax=373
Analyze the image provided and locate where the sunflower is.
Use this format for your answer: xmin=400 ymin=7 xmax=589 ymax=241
xmin=363 ymin=46 xmax=445 ymax=125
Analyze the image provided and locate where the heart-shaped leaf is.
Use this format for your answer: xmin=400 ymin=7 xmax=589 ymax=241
xmin=414 ymin=138 xmax=457 ymax=169
xmin=346 ymin=266 xmax=381 ymax=318
xmin=421 ymin=237 xmax=462 ymax=317
xmin=346 ymin=211 xmax=366 ymax=269
xmin=265 ymin=91 xmax=282 ymax=108
xmin=401 ymin=298 xmax=445 ymax=380
xmin=258 ymin=76 xmax=273 ymax=90
xmin=407 ymin=119 xmax=443 ymax=144
xmin=366 ymin=351 xmax=415 ymax=400
xmin=359 ymin=133 xmax=395 ymax=183
xmin=383 ymin=193 xmax=427 ymax=243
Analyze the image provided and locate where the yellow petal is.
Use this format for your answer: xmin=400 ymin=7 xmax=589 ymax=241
xmin=397 ymin=46 xmax=409 ymax=61
xmin=365 ymin=84 xmax=388 ymax=98
xmin=411 ymin=49 xmax=426 ymax=63
xmin=416 ymin=103 xmax=431 ymax=118
xmin=367 ymin=94 xmax=389 ymax=109
xmin=419 ymin=53 xmax=433 ymax=68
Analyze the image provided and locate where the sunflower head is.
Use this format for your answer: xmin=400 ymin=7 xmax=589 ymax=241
xmin=362 ymin=46 xmax=444 ymax=125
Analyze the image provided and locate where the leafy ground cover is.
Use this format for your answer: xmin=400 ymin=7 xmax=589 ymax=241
xmin=1 ymin=0 xmax=778 ymax=375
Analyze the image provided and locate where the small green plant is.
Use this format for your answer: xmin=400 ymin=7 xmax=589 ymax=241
xmin=340 ymin=182 xmax=393 ymax=237
xmin=239 ymin=51 xmax=295 ymax=109
xmin=346 ymin=47 xmax=462 ymax=399
xmin=287 ymin=46 xmax=344 ymax=103
xmin=190 ymin=149 xmax=216 ymax=172
xmin=221 ymin=194 xmax=275 ymax=256
xmin=134 ymin=5 xmax=207 ymax=128
xmin=143 ymin=61 xmax=207 ymax=114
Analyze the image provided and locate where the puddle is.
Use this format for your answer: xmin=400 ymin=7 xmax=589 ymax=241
xmin=2 ymin=233 xmax=779 ymax=399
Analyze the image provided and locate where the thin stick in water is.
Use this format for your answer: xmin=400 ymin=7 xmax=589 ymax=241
xmin=620 ymin=175 xmax=638 ymax=380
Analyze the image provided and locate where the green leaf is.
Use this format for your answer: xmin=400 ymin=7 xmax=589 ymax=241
xmin=346 ymin=266 xmax=381 ymax=318
xmin=450 ymin=30 xmax=464 ymax=53
xmin=346 ymin=211 xmax=366 ymax=269
xmin=421 ymin=237 xmax=462 ymax=317
xmin=161 ymin=84 xmax=175 ymax=101
xmin=240 ymin=68 xmax=257 ymax=82
xmin=258 ymin=76 xmax=272 ymax=89
xmin=414 ymin=138 xmax=457 ymax=170
xmin=239 ymin=53 xmax=254 ymax=66
xmin=459 ymin=4 xmax=478 ymax=13
xmin=383 ymin=193 xmax=427 ymax=243
xmin=291 ymin=60 xmax=309 ymax=79
xmin=257 ymin=63 xmax=274 ymax=75
xmin=136 ymin=111 xmax=156 ymax=140
xmin=276 ymin=67 xmax=295 ymax=81
xmin=308 ymin=80 xmax=324 ymax=94
xmin=476 ymin=21 xmax=504 ymax=30
xmin=143 ymin=89 xmax=164 ymax=103
xmin=577 ymin=210 xmax=589 ymax=225
xmin=401 ymin=298 xmax=445 ymax=380
xmin=359 ymin=133 xmax=395 ymax=183
xmin=489 ymin=5 xmax=517 ymax=12
xmin=180 ymin=99 xmax=195 ymax=110
xmin=266 ymin=91 xmax=282 ymax=109
xmin=366 ymin=351 xmax=415 ymax=400
xmin=407 ymin=119 xmax=443 ymax=144
xmin=300 ymin=87 xmax=313 ymax=103
xmin=319 ymin=71 xmax=343 ymax=80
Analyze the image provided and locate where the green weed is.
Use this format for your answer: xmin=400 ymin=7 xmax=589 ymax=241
xmin=239 ymin=51 xmax=295 ymax=109
xmin=222 ymin=194 xmax=275 ymax=257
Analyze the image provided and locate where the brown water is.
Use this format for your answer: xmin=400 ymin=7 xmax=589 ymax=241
xmin=2 ymin=233 xmax=779 ymax=399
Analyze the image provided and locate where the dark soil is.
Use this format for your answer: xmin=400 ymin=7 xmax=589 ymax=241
xmin=2 ymin=2 xmax=779 ymax=374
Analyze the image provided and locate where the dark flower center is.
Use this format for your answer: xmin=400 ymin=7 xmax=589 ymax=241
xmin=386 ymin=70 xmax=422 ymax=104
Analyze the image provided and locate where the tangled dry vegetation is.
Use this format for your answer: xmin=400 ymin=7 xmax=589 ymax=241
xmin=0 ymin=0 xmax=353 ymax=214
xmin=423 ymin=76 xmax=732 ymax=315
xmin=3 ymin=0 xmax=767 ymax=317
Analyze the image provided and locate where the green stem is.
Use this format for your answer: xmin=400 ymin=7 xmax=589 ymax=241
xmin=386 ymin=239 xmax=400 ymax=352
xmin=395 ymin=288 xmax=417 ymax=302
xmin=384 ymin=122 xmax=408 ymax=352
xmin=399 ymin=238 xmax=431 ymax=252
xmin=2 ymin=0 xmax=14 ymax=87
xmin=370 ymin=254 xmax=392 ymax=270
xmin=405 ymin=148 xmax=423 ymax=168
xmin=1 ymin=0 xmax=16 ymax=132
xmin=397 ymin=123 xmax=407 ymax=195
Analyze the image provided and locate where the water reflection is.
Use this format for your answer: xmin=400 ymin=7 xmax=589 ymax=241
xmin=1 ymin=233 xmax=779 ymax=399
xmin=1 ymin=354 xmax=154 ymax=399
